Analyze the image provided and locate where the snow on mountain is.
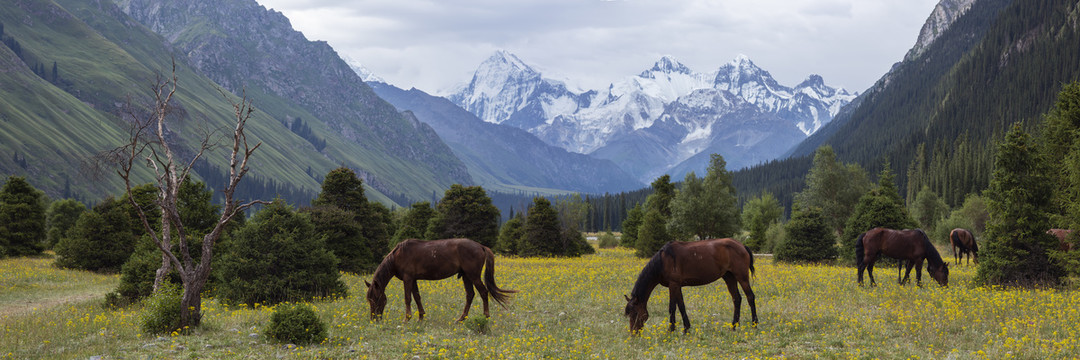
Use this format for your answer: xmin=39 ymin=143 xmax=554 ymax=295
xmin=449 ymin=51 xmax=855 ymax=179
xmin=344 ymin=56 xmax=385 ymax=83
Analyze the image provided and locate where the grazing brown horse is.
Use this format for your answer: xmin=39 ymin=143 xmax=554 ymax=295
xmin=949 ymin=228 xmax=978 ymax=265
xmin=1047 ymin=229 xmax=1073 ymax=251
xmin=623 ymin=238 xmax=757 ymax=334
xmin=365 ymin=238 xmax=516 ymax=321
xmin=856 ymin=228 xmax=949 ymax=287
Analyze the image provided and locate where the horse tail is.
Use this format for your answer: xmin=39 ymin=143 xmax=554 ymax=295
xmin=950 ymin=230 xmax=960 ymax=250
xmin=743 ymin=244 xmax=756 ymax=277
xmin=483 ymin=247 xmax=517 ymax=308
xmin=855 ymin=232 xmax=866 ymax=268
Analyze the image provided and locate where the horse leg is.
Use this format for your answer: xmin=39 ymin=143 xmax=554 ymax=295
xmin=914 ymin=260 xmax=924 ymax=287
xmin=900 ymin=261 xmax=915 ymax=285
xmin=403 ymin=278 xmax=415 ymax=321
xmin=857 ymin=261 xmax=866 ymax=286
xmin=739 ymin=275 xmax=758 ymax=326
xmin=457 ymin=277 xmax=475 ymax=322
xmin=411 ymin=281 xmax=425 ymax=320
xmin=470 ymin=275 xmax=491 ymax=318
xmin=667 ymin=285 xmax=682 ymax=332
xmin=866 ymin=259 xmax=877 ymax=286
xmin=724 ymin=273 xmax=743 ymax=331
xmin=897 ymin=260 xmax=904 ymax=284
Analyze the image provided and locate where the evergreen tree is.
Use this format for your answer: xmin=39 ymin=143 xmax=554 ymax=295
xmin=977 ymin=124 xmax=1061 ymax=286
xmin=312 ymin=167 xmax=366 ymax=213
xmin=391 ymin=201 xmax=435 ymax=244
xmin=310 ymin=167 xmax=388 ymax=272
xmin=636 ymin=209 xmax=670 ymax=258
xmin=496 ymin=215 xmax=524 ymax=255
xmin=645 ymin=175 xmax=675 ymax=217
xmin=620 ymin=204 xmax=644 ymax=248
xmin=776 ymin=207 xmax=836 ymax=263
xmin=45 ymin=199 xmax=86 ymax=249
xmin=54 ymin=198 xmax=136 ymax=272
xmin=217 ymin=201 xmax=346 ymax=306
xmin=741 ymin=192 xmax=784 ymax=251
xmin=839 ymin=165 xmax=918 ymax=264
xmin=793 ymin=146 xmax=871 ymax=236
xmin=519 ymin=197 xmax=562 ymax=257
xmin=303 ymin=206 xmax=370 ymax=273
xmin=427 ymin=184 xmax=500 ymax=248
xmin=0 ymin=176 xmax=47 ymax=256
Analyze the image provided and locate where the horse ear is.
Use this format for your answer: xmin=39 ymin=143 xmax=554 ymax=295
xmin=624 ymin=294 xmax=631 ymax=302
xmin=364 ymin=280 xmax=372 ymax=288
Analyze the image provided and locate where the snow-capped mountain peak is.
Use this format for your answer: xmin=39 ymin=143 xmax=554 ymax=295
xmin=643 ymin=55 xmax=694 ymax=77
xmin=344 ymin=56 xmax=384 ymax=83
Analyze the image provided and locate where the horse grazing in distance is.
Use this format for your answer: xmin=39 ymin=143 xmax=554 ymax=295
xmin=856 ymin=228 xmax=949 ymax=287
xmin=949 ymin=228 xmax=978 ymax=265
xmin=623 ymin=238 xmax=757 ymax=334
xmin=1047 ymin=229 xmax=1073 ymax=251
xmin=365 ymin=238 xmax=516 ymax=321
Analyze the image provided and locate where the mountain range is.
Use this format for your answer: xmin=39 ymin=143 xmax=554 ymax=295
xmin=448 ymin=51 xmax=856 ymax=182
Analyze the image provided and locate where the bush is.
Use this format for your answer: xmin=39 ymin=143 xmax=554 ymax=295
xmin=140 ymin=283 xmax=183 ymax=335
xmin=463 ymin=316 xmax=489 ymax=335
xmin=761 ymin=222 xmax=786 ymax=254
xmin=54 ymin=198 xmax=136 ymax=272
xmin=264 ymin=303 xmax=327 ymax=345
xmin=776 ymin=207 xmax=836 ymax=263
xmin=216 ymin=201 xmax=347 ymax=307
xmin=598 ymin=231 xmax=619 ymax=248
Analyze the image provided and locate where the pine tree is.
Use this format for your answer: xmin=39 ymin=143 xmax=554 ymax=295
xmin=636 ymin=209 xmax=670 ymax=258
xmin=776 ymin=207 xmax=836 ymax=263
xmin=392 ymin=201 xmax=435 ymax=244
xmin=310 ymin=167 xmax=388 ymax=272
xmin=976 ymin=124 xmax=1061 ymax=286
xmin=0 ymin=176 xmax=47 ymax=256
xmin=620 ymin=204 xmax=644 ymax=248
xmin=794 ymin=146 xmax=871 ymax=236
xmin=519 ymin=197 xmax=562 ymax=257
xmin=669 ymin=154 xmax=740 ymax=241
xmin=839 ymin=165 xmax=918 ymax=264
xmin=427 ymin=184 xmax=500 ymax=248
xmin=44 ymin=199 xmax=86 ymax=249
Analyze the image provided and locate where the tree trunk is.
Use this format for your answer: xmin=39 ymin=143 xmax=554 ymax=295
xmin=153 ymin=252 xmax=172 ymax=292
xmin=178 ymin=271 xmax=208 ymax=329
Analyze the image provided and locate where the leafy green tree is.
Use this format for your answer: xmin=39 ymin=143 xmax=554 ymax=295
xmin=977 ymin=124 xmax=1062 ymax=286
xmin=555 ymin=194 xmax=589 ymax=234
xmin=839 ymin=165 xmax=918 ymax=264
xmin=519 ymin=197 xmax=562 ymax=257
xmin=932 ymin=194 xmax=990 ymax=242
xmin=776 ymin=207 xmax=836 ymax=263
xmin=392 ymin=201 xmax=435 ymax=244
xmin=496 ymin=215 xmax=525 ymax=254
xmin=0 ymin=176 xmax=47 ymax=256
xmin=669 ymin=155 xmax=740 ymax=241
xmin=741 ymin=192 xmax=784 ymax=251
xmin=427 ymin=184 xmax=500 ymax=248
xmin=217 ymin=200 xmax=346 ymax=306
xmin=304 ymin=206 xmax=370 ymax=273
xmin=636 ymin=209 xmax=670 ymax=258
xmin=620 ymin=204 xmax=644 ymax=248
xmin=45 ymin=199 xmax=86 ymax=249
xmin=910 ymin=186 xmax=949 ymax=232
xmin=793 ymin=146 xmax=871 ymax=236
xmin=54 ymin=198 xmax=136 ymax=272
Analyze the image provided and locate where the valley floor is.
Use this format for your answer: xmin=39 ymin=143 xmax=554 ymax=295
xmin=2 ymin=248 xmax=1078 ymax=359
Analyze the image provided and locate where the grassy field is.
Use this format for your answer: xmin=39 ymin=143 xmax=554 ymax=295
xmin=2 ymin=248 xmax=1079 ymax=359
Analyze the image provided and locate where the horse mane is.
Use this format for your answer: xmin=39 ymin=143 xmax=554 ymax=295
xmin=372 ymin=240 xmax=413 ymax=287
xmin=917 ymin=229 xmax=945 ymax=268
xmin=630 ymin=243 xmax=673 ymax=300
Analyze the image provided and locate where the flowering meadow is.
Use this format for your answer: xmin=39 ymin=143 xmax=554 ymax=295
xmin=2 ymin=248 xmax=1080 ymax=359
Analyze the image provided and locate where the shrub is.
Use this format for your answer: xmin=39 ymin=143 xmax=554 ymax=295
xmin=264 ymin=303 xmax=327 ymax=345
xmin=54 ymin=198 xmax=136 ymax=272
xmin=598 ymin=231 xmax=619 ymax=248
xmin=496 ymin=216 xmax=524 ymax=255
xmin=776 ymin=207 xmax=836 ymax=263
xmin=140 ymin=283 xmax=183 ymax=335
xmin=463 ymin=316 xmax=489 ymax=335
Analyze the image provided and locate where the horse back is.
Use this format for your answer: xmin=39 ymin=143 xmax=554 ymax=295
xmin=868 ymin=228 xmax=930 ymax=261
xmin=393 ymin=238 xmax=488 ymax=280
xmin=667 ymin=238 xmax=750 ymax=286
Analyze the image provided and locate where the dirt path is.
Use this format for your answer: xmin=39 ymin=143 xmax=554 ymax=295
xmin=0 ymin=292 xmax=106 ymax=318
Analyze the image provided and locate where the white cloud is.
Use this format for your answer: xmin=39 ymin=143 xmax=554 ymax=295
xmin=257 ymin=0 xmax=940 ymax=93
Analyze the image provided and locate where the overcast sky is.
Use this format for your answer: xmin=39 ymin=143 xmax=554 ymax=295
xmin=256 ymin=0 xmax=940 ymax=94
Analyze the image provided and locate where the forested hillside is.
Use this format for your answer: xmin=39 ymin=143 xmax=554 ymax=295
xmin=767 ymin=0 xmax=1080 ymax=207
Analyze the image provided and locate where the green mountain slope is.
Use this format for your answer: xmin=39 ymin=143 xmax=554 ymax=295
xmin=0 ymin=0 xmax=470 ymax=205
xmin=739 ymin=0 xmax=1080 ymax=207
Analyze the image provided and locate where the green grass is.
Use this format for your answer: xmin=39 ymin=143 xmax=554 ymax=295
xmin=3 ymin=248 xmax=1080 ymax=359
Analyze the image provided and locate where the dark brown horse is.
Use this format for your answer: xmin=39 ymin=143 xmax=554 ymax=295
xmin=1047 ymin=229 xmax=1073 ymax=251
xmin=365 ymin=238 xmax=516 ymax=321
xmin=623 ymin=238 xmax=757 ymax=334
xmin=856 ymin=228 xmax=948 ymax=286
xmin=949 ymin=228 xmax=978 ymax=265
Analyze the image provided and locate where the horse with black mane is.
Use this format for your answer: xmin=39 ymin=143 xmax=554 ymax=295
xmin=856 ymin=227 xmax=948 ymax=286
xmin=623 ymin=238 xmax=757 ymax=334
xmin=365 ymin=238 xmax=516 ymax=321
xmin=949 ymin=228 xmax=978 ymax=265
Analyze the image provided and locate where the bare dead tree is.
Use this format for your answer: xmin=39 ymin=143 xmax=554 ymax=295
xmin=106 ymin=60 xmax=266 ymax=328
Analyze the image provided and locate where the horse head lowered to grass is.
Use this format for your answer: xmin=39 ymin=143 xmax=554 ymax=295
xmin=623 ymin=238 xmax=757 ymax=334
xmin=365 ymin=238 xmax=516 ymax=321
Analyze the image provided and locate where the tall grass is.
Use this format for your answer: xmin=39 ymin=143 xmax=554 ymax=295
xmin=2 ymin=248 xmax=1078 ymax=358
